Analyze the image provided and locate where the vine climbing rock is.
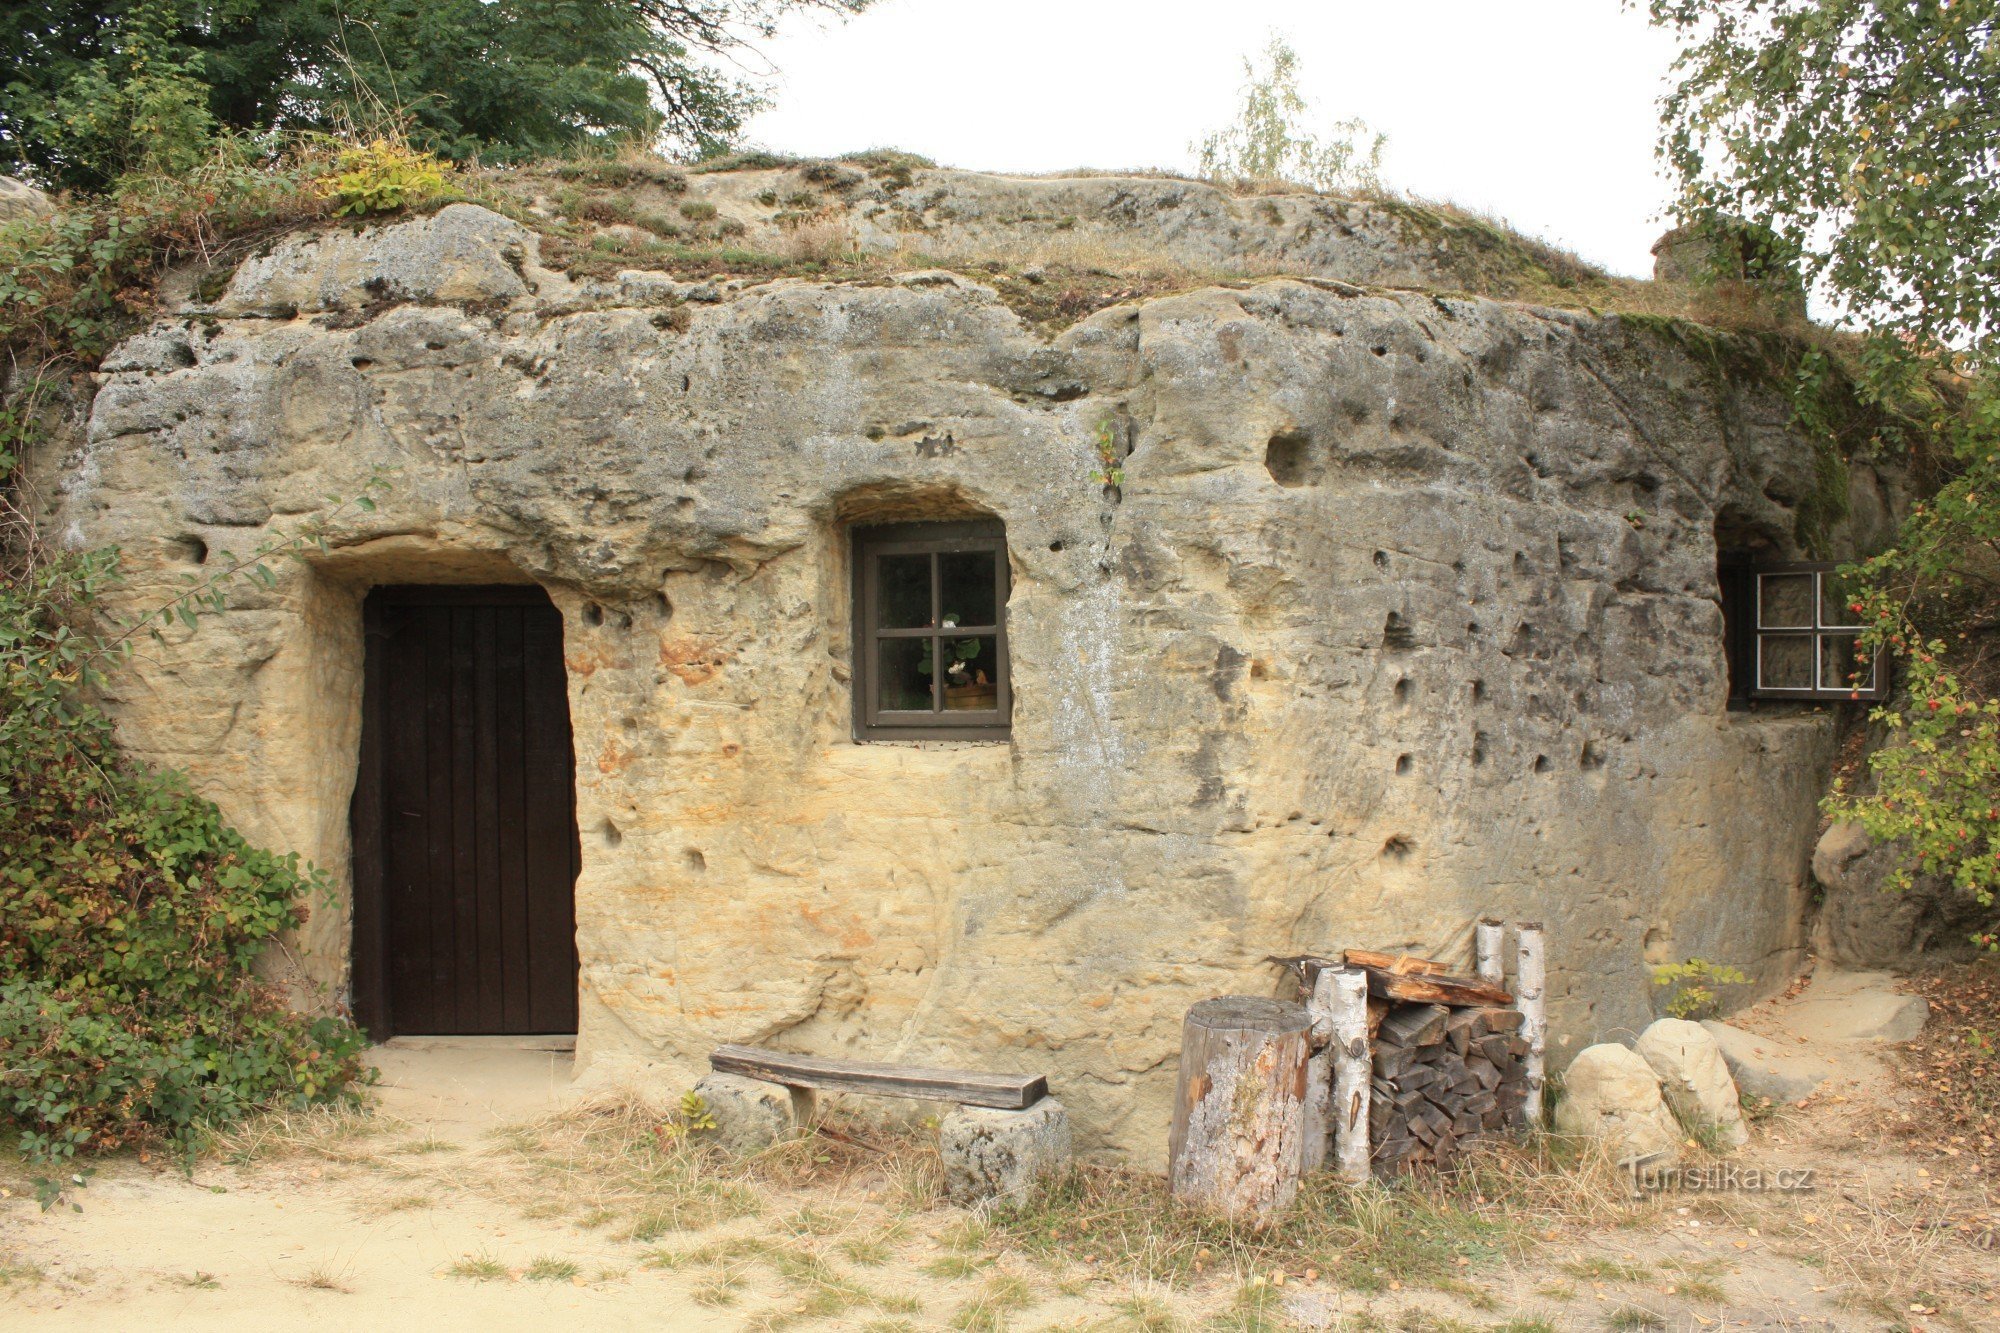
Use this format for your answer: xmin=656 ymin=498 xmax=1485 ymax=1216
xmin=0 ymin=177 xmax=52 ymax=222
xmin=1635 ymin=1018 xmax=1749 ymax=1149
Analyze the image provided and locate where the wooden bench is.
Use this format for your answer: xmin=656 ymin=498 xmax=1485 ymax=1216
xmin=708 ymin=1043 xmax=1047 ymax=1111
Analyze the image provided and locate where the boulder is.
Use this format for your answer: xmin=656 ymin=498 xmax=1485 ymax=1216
xmin=939 ymin=1099 xmax=1072 ymax=1204
xmin=689 ymin=1073 xmax=812 ymax=1156
xmin=1812 ymin=822 xmax=1986 ymax=967
xmin=1553 ymin=1043 xmax=1681 ymax=1167
xmin=1700 ymin=1021 xmax=1827 ymax=1104
xmin=0 ymin=176 xmax=53 ymax=223
xmin=1634 ymin=1018 xmax=1749 ymax=1149
xmin=214 ymin=202 xmax=561 ymax=313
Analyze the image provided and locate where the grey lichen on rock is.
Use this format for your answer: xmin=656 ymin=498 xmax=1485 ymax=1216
xmin=939 ymin=1099 xmax=1073 ymax=1204
xmin=690 ymin=1073 xmax=812 ymax=1156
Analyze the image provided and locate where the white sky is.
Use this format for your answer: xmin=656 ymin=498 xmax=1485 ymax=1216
xmin=739 ymin=0 xmax=1686 ymax=278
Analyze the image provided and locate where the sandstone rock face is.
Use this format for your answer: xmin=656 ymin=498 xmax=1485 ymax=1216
xmin=1635 ymin=1018 xmax=1748 ymax=1149
xmin=1553 ymin=1042 xmax=1681 ymax=1167
xmin=939 ymin=1099 xmax=1073 ymax=1203
xmin=1812 ymin=821 xmax=1987 ymax=966
xmin=32 ymin=198 xmax=1892 ymax=1166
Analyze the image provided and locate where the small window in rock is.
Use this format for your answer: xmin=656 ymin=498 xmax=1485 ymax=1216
xmin=852 ymin=521 xmax=1011 ymax=741
xmin=1722 ymin=561 xmax=1887 ymax=702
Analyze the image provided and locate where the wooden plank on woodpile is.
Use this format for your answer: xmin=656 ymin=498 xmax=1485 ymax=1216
xmin=1342 ymin=948 xmax=1450 ymax=976
xmin=1349 ymin=962 xmax=1513 ymax=1008
xmin=710 ymin=1045 xmax=1046 ymax=1109
xmin=1481 ymin=1007 xmax=1525 ymax=1032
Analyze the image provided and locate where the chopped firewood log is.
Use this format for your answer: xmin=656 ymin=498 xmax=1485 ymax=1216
xmin=1376 ymin=1003 xmax=1450 ymax=1047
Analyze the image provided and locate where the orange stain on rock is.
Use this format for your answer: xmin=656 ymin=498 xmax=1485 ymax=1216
xmin=658 ymin=634 xmax=732 ymax=686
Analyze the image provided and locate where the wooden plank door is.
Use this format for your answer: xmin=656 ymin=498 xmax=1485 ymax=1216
xmin=351 ymin=586 xmax=580 ymax=1037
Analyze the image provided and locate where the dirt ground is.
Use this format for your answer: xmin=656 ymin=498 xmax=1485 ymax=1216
xmin=3 ymin=971 xmax=1996 ymax=1332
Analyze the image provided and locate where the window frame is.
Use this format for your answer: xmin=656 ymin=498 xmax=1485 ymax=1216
xmin=851 ymin=520 xmax=1012 ymax=741
xmin=1741 ymin=561 xmax=1889 ymax=702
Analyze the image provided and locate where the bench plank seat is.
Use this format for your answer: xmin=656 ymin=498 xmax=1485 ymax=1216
xmin=709 ymin=1044 xmax=1047 ymax=1110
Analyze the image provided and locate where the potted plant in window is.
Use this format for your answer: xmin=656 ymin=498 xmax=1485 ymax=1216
xmin=922 ymin=616 xmax=996 ymax=710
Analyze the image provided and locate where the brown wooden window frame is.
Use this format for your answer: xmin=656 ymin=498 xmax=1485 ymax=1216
xmin=851 ymin=520 xmax=1012 ymax=742
xmin=1741 ymin=561 xmax=1889 ymax=702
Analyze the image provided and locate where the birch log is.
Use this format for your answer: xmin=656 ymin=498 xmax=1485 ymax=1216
xmin=1514 ymin=921 xmax=1547 ymax=1128
xmin=1167 ymin=997 xmax=1311 ymax=1226
xmin=1474 ymin=918 xmax=1506 ymax=988
xmin=1300 ymin=972 xmax=1336 ymax=1174
xmin=1328 ymin=965 xmax=1372 ymax=1184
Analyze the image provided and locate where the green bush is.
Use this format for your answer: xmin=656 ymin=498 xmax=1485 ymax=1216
xmin=0 ymin=541 xmax=368 ymax=1165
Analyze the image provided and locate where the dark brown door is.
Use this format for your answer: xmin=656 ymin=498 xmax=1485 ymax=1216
xmin=351 ymin=586 xmax=580 ymax=1037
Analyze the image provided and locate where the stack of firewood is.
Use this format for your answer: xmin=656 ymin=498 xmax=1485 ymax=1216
xmin=1367 ymin=999 xmax=1529 ymax=1174
xmin=1301 ymin=948 xmax=1531 ymax=1178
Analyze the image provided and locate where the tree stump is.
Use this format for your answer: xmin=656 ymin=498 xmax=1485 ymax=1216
xmin=1167 ymin=996 xmax=1311 ymax=1226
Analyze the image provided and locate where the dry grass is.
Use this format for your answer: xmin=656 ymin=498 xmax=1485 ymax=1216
xmin=778 ymin=209 xmax=859 ymax=264
xmin=480 ymin=1098 xmax=760 ymax=1238
xmin=206 ymin=1102 xmax=397 ymax=1167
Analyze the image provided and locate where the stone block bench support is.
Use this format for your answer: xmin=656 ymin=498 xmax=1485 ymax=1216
xmin=701 ymin=1044 xmax=1068 ymax=1202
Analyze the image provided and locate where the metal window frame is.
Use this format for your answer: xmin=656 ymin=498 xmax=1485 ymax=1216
xmin=851 ymin=520 xmax=1012 ymax=741
xmin=1748 ymin=561 xmax=1888 ymax=701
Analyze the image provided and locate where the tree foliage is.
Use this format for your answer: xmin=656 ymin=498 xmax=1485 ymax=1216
xmin=1193 ymin=36 xmax=1385 ymax=195
xmin=1650 ymin=0 xmax=2000 ymax=948
xmin=1652 ymin=0 xmax=1997 ymax=351
xmin=1 ymin=0 xmax=873 ymax=191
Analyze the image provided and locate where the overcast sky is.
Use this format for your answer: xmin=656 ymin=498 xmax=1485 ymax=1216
xmin=739 ymin=0 xmax=1686 ymax=279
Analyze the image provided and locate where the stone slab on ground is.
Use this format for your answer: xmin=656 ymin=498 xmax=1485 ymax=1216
xmin=1782 ymin=970 xmax=1929 ymax=1042
xmin=1701 ymin=1021 xmax=1829 ymax=1103
xmin=1552 ymin=1042 xmax=1680 ymax=1168
xmin=691 ymin=1072 xmax=812 ymax=1155
xmin=1635 ymin=1018 xmax=1749 ymax=1149
xmin=939 ymin=1098 xmax=1072 ymax=1204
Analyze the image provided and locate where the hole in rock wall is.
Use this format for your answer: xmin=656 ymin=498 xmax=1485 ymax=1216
xmin=173 ymin=535 xmax=209 ymax=565
xmin=1714 ymin=505 xmax=1788 ymax=704
xmin=1265 ymin=429 xmax=1315 ymax=488
xmin=1395 ymin=754 xmax=1413 ymax=776
xmin=1373 ymin=550 xmax=1390 ymax=570
xmin=1472 ymin=732 xmax=1489 ymax=766
xmin=654 ymin=593 xmax=674 ymax=621
xmin=1382 ymin=834 xmax=1414 ymax=859
xmin=1382 ymin=612 xmax=1415 ymax=650
xmin=1532 ymin=754 xmax=1551 ymax=774
xmin=1471 ymin=678 xmax=1485 ymax=703
xmin=1579 ymin=740 xmax=1605 ymax=771
xmin=1394 ymin=677 xmax=1412 ymax=705
xmin=583 ymin=602 xmax=605 ymax=627
xmin=600 ymin=819 xmax=622 ymax=848
xmin=684 ymin=847 xmax=707 ymax=873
